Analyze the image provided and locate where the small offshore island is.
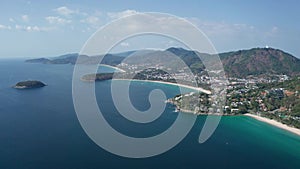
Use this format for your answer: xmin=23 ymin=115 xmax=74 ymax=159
xmin=14 ymin=80 xmax=46 ymax=89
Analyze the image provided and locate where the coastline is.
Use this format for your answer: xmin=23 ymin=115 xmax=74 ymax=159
xmin=112 ymin=79 xmax=211 ymax=94
xmin=244 ymin=113 xmax=300 ymax=137
xmin=81 ymin=76 xmax=211 ymax=94
xmin=166 ymin=99 xmax=225 ymax=115
xmin=99 ymin=64 xmax=126 ymax=72
xmin=14 ymin=86 xmax=27 ymax=89
xmin=177 ymin=108 xmax=223 ymax=116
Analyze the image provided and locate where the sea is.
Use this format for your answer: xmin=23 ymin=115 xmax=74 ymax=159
xmin=0 ymin=59 xmax=300 ymax=169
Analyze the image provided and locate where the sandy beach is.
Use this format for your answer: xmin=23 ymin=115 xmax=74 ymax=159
xmin=81 ymin=74 xmax=211 ymax=94
xmin=84 ymin=64 xmax=211 ymax=94
xmin=244 ymin=113 xmax=300 ymax=137
xmin=100 ymin=64 xmax=126 ymax=72
xmin=112 ymin=79 xmax=211 ymax=94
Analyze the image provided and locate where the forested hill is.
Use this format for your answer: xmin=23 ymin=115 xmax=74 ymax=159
xmin=219 ymin=48 xmax=300 ymax=78
xmin=26 ymin=47 xmax=300 ymax=78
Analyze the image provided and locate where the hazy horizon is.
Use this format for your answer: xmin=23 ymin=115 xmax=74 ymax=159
xmin=0 ymin=0 xmax=300 ymax=58
xmin=0 ymin=45 xmax=295 ymax=60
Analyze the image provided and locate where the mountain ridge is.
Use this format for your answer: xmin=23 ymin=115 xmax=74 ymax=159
xmin=26 ymin=47 xmax=300 ymax=78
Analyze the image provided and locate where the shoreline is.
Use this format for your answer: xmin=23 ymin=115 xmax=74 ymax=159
xmin=166 ymin=99 xmax=225 ymax=115
xmin=244 ymin=113 xmax=300 ymax=137
xmin=81 ymin=74 xmax=300 ymax=137
xmin=81 ymin=76 xmax=211 ymax=94
xmin=112 ymin=79 xmax=211 ymax=94
xmin=100 ymin=64 xmax=126 ymax=72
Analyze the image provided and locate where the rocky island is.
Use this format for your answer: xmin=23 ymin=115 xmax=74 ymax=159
xmin=14 ymin=80 xmax=46 ymax=89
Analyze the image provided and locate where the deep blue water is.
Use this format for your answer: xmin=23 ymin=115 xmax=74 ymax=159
xmin=0 ymin=59 xmax=300 ymax=169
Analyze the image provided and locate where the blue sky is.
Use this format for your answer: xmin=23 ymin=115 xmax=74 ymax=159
xmin=0 ymin=0 xmax=299 ymax=58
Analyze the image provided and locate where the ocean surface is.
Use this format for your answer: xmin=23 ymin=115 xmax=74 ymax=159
xmin=0 ymin=59 xmax=300 ymax=169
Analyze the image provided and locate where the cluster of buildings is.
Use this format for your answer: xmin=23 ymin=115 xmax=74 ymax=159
xmin=225 ymin=75 xmax=291 ymax=114
xmin=117 ymin=62 xmax=299 ymax=121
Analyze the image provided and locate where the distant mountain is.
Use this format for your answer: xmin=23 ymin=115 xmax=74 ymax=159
xmin=26 ymin=53 xmax=78 ymax=64
xmin=166 ymin=47 xmax=206 ymax=72
xmin=166 ymin=47 xmax=201 ymax=66
xmin=26 ymin=53 xmax=126 ymax=66
xmin=167 ymin=47 xmax=300 ymax=78
xmin=53 ymin=53 xmax=78 ymax=59
xmin=50 ymin=53 xmax=78 ymax=64
xmin=26 ymin=58 xmax=51 ymax=64
xmin=26 ymin=47 xmax=300 ymax=78
xmin=219 ymin=48 xmax=300 ymax=78
xmin=112 ymin=50 xmax=136 ymax=57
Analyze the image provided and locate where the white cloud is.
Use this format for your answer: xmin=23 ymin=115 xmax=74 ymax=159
xmin=189 ymin=18 xmax=279 ymax=42
xmin=265 ymin=26 xmax=279 ymax=38
xmin=54 ymin=6 xmax=75 ymax=16
xmin=21 ymin=15 xmax=29 ymax=22
xmin=270 ymin=26 xmax=279 ymax=34
xmin=187 ymin=17 xmax=256 ymax=37
xmin=120 ymin=42 xmax=130 ymax=47
xmin=15 ymin=24 xmax=55 ymax=32
xmin=107 ymin=10 xmax=138 ymax=19
xmin=9 ymin=18 xmax=15 ymax=22
xmin=45 ymin=16 xmax=72 ymax=24
xmin=0 ymin=24 xmax=12 ymax=30
xmin=80 ymin=16 xmax=100 ymax=25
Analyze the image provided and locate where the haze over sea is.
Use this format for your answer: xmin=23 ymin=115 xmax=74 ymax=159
xmin=0 ymin=59 xmax=300 ymax=169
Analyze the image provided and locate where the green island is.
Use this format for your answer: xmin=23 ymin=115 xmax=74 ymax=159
xmin=14 ymin=80 xmax=46 ymax=89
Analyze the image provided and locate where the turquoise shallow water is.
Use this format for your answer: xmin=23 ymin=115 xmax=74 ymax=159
xmin=0 ymin=59 xmax=300 ymax=169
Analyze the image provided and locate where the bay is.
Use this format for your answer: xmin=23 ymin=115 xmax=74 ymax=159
xmin=0 ymin=59 xmax=300 ymax=169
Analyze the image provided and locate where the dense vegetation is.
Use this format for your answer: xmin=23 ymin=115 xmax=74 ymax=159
xmin=82 ymin=68 xmax=177 ymax=83
xmin=14 ymin=80 xmax=46 ymax=89
xmin=133 ymin=68 xmax=176 ymax=83
xmin=220 ymin=48 xmax=300 ymax=78
xmin=168 ymin=92 xmax=211 ymax=114
xmin=167 ymin=47 xmax=300 ymax=78
xmin=225 ymin=78 xmax=300 ymax=128
xmin=81 ymin=73 xmax=114 ymax=81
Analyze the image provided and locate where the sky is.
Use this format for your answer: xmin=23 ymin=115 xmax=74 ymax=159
xmin=0 ymin=0 xmax=299 ymax=58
